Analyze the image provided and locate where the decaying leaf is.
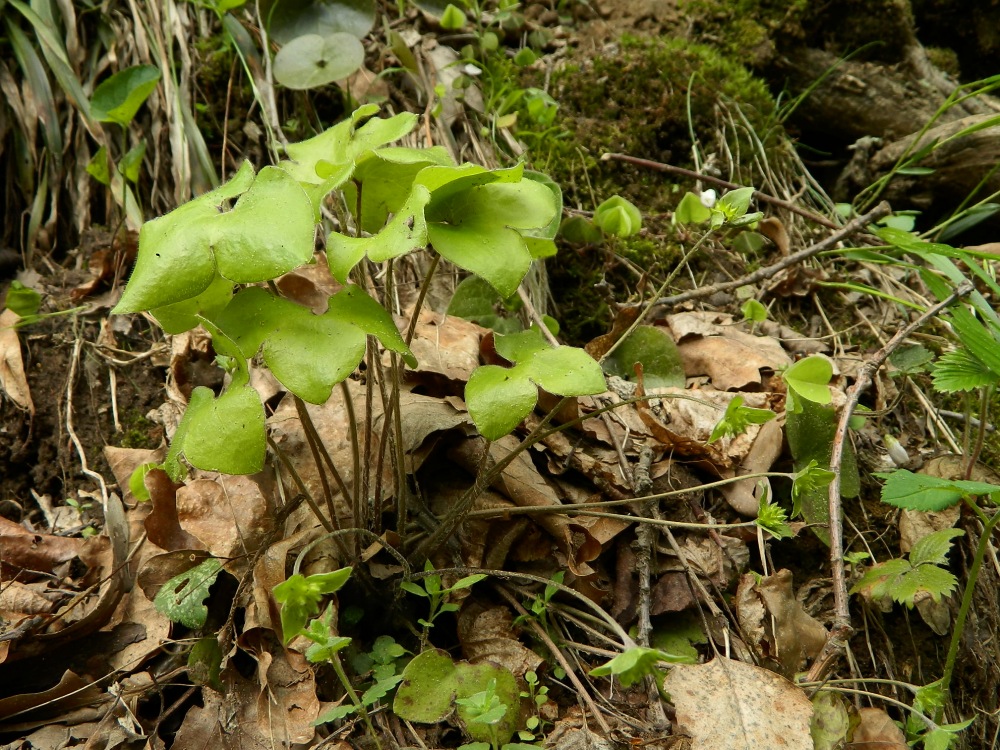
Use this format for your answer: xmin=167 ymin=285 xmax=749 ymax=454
xmin=663 ymin=657 xmax=814 ymax=749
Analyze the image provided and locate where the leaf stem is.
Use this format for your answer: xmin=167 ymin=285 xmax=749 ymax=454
xmin=939 ymin=500 xmax=1000 ymax=693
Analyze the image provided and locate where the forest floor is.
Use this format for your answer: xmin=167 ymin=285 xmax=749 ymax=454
xmin=2 ymin=1 xmax=1000 ymax=749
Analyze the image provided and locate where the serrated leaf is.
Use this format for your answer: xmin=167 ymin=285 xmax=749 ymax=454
xmin=850 ymin=558 xmax=912 ymax=601
xmin=114 ymin=163 xmax=314 ymax=313
xmin=932 ymin=348 xmax=999 ymax=392
xmin=908 ymin=528 xmax=965 ymax=567
xmin=154 ymin=557 xmax=223 ymax=628
xmin=876 ymin=469 xmax=1000 ymax=511
xmin=892 ymin=564 xmax=958 ymax=607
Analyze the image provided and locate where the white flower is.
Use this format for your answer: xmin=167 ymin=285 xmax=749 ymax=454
xmin=699 ymin=189 xmax=717 ymax=208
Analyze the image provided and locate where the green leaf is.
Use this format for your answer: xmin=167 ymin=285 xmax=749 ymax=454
xmin=273 ymin=568 xmax=353 ymax=643
xmin=783 ymin=356 xmax=833 ymax=406
xmin=214 ymin=286 xmax=414 ymax=404
xmin=422 ymin=164 xmax=558 ymax=298
xmin=590 ymin=646 xmax=681 ymax=687
xmin=909 ymin=528 xmax=965 ymax=567
xmin=756 ymin=488 xmax=793 ymax=539
xmin=674 ymin=192 xmax=712 ymax=225
xmin=446 ymin=275 xmax=523 ymax=334
xmin=440 ymin=3 xmax=466 ymax=28
xmin=273 ymin=33 xmax=365 ymax=90
xmin=120 ymin=142 xmax=147 ymax=183
xmin=327 ymin=185 xmax=431 ymax=281
xmin=741 ymin=298 xmax=767 ymax=323
xmin=114 ymin=163 xmax=314 ymax=313
xmin=347 ymin=147 xmax=453 ymax=232
xmin=889 ymin=344 xmax=934 ymax=374
xmin=593 ymin=195 xmax=642 ymax=238
xmin=708 ymin=395 xmax=776 ymax=443
xmin=559 ymin=216 xmax=603 ymax=244
xmin=164 ymin=378 xmax=266 ymax=476
xmin=932 ymin=348 xmax=999 ymax=393
xmin=128 ymin=463 xmax=157 ymax=502
xmin=876 ymin=469 xmax=1000 ymax=511
xmin=601 ymin=326 xmax=685 ymax=389
xmin=261 ymin=0 xmax=375 ymax=44
xmin=890 ymin=563 xmax=958 ymax=607
xmin=188 ymin=636 xmax=223 ymax=690
xmin=149 ymin=275 xmax=236 ymax=335
xmin=716 ymin=186 xmax=755 ymax=218
xmin=86 ymin=146 xmax=111 ymax=186
xmin=90 ymin=64 xmax=161 ymax=126
xmin=303 ymin=605 xmax=353 ymax=662
xmin=153 ymin=557 xmax=223 ymax=628
xmin=4 ymin=281 xmax=42 ymax=318
xmin=314 ymin=704 xmax=358 ymax=725
xmin=467 ymin=328 xmax=606 ymax=440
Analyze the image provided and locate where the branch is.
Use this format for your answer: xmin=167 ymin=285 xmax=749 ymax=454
xmin=805 ymin=279 xmax=975 ymax=683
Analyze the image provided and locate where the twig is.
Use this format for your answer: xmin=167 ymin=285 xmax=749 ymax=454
xmin=601 ymin=152 xmax=841 ymax=229
xmin=637 ymin=202 xmax=892 ymax=310
xmin=805 ymin=279 xmax=974 ymax=683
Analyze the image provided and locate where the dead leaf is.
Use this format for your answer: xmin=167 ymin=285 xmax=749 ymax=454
xmin=759 ymin=217 xmax=790 ymax=256
xmin=850 ymin=707 xmax=907 ymax=749
xmin=0 ymin=308 xmax=33 ymax=413
xmin=458 ymin=600 xmax=545 ymax=677
xmin=663 ymin=657 xmax=814 ymax=749
xmin=720 ymin=419 xmax=784 ymax=516
xmin=402 ymin=308 xmax=484 ymax=383
xmin=0 ymin=516 xmax=85 ymax=581
xmin=757 ymin=569 xmax=828 ymax=675
xmin=143 ymin=469 xmax=205 ymax=551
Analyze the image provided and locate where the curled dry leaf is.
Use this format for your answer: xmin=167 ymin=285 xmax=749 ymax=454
xmin=0 ymin=309 xmax=33 ymax=414
xmin=720 ymin=418 xmax=784 ymax=516
xmin=457 ymin=600 xmax=545 ymax=677
xmin=850 ymin=707 xmax=907 ymax=750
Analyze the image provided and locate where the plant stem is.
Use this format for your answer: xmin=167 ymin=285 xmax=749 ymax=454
xmin=331 ymin=654 xmax=382 ymax=750
xmin=964 ymin=385 xmax=993 ymax=480
xmin=939 ymin=499 xmax=1000 ymax=693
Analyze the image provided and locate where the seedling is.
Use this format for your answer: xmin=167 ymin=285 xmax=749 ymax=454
xmin=400 ymin=562 xmax=486 ymax=647
xmin=516 ymin=670 xmax=552 ymax=742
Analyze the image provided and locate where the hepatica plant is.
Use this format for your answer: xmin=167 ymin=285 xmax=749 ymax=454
xmin=113 ymin=105 xmax=605 ymax=477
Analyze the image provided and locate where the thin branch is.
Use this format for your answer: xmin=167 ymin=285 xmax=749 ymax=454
xmin=601 ymin=152 xmax=841 ymax=229
xmin=639 ymin=202 xmax=892 ymax=310
xmin=805 ymin=279 xmax=974 ymax=683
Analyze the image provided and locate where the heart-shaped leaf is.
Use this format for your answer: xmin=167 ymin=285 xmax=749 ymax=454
xmin=114 ymin=162 xmax=314 ymax=313
xmin=783 ymin=355 xmax=833 ymax=406
xmin=467 ymin=328 xmax=605 ymax=439
xmin=90 ymin=64 xmax=161 ymax=126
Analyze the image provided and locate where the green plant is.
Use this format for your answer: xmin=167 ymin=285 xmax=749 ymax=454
xmin=516 ymin=670 xmax=552 ymax=742
xmin=401 ymin=562 xmax=486 ymax=647
xmin=850 ymin=528 xmax=964 ymax=608
xmin=112 ymin=105 xmax=604 ymax=479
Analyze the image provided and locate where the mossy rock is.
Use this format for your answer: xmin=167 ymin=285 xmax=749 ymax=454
xmin=532 ymin=36 xmax=780 ymax=215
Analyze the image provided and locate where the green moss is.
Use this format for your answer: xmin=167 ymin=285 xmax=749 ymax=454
xmin=119 ymin=410 xmax=161 ymax=450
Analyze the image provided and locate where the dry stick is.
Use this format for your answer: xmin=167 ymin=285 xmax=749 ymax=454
xmin=633 ymin=202 xmax=893 ymax=310
xmin=601 ymin=152 xmax=841 ymax=230
xmin=805 ymin=279 xmax=975 ymax=683
xmin=631 ymin=446 xmax=670 ymax=728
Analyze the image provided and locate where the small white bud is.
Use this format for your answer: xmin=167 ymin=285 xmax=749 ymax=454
xmin=883 ymin=434 xmax=910 ymax=467
xmin=699 ymin=189 xmax=717 ymax=208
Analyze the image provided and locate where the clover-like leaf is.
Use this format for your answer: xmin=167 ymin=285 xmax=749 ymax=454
xmin=164 ymin=370 xmax=266 ymax=478
xmin=273 ymin=567 xmax=353 ymax=643
xmin=214 ymin=285 xmax=414 ymax=404
xmin=466 ymin=328 xmax=605 ymax=440
xmin=590 ymin=646 xmax=685 ymax=687
xmin=708 ymin=395 xmax=776 ymax=443
xmin=153 ymin=557 xmax=223 ymax=628
xmin=783 ymin=355 xmax=833 ymax=407
xmin=113 ymin=163 xmax=314 ymax=313
xmin=421 ymin=164 xmax=558 ymax=298
xmin=601 ymin=325 xmax=685 ymax=389
xmin=327 ymin=185 xmax=431 ymax=281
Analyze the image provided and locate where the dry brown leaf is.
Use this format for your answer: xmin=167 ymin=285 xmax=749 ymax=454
xmin=663 ymin=657 xmax=814 ymax=749
xmin=720 ymin=419 xmax=785 ymax=516
xmin=757 ymin=569 xmax=828 ymax=675
xmin=676 ymin=334 xmax=790 ymax=391
xmin=850 ymin=707 xmax=907 ymax=749
xmin=458 ymin=600 xmax=545 ymax=677
xmin=103 ymin=446 xmax=164 ymax=504
xmin=0 ymin=516 xmax=85 ymax=581
xmin=0 ymin=308 xmax=33 ymax=414
xmin=275 ymin=255 xmax=343 ymax=312
xmin=759 ymin=217 xmax=790 ymax=256
xmin=143 ymin=469 xmax=204 ymax=552
xmin=402 ymin=308 xmax=484 ymax=383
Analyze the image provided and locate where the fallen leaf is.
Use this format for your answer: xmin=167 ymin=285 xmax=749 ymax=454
xmin=663 ymin=657 xmax=814 ymax=749
xmin=850 ymin=707 xmax=907 ymax=749
xmin=0 ymin=308 xmax=33 ymax=413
